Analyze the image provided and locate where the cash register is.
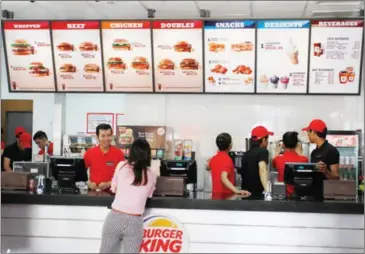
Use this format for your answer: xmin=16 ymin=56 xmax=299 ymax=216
xmin=156 ymin=160 xmax=197 ymax=196
xmin=50 ymin=156 xmax=88 ymax=194
xmin=284 ymin=162 xmax=323 ymax=201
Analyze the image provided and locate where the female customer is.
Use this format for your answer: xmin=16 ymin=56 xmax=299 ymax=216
xmin=272 ymin=131 xmax=308 ymax=197
xmin=99 ymin=138 xmax=157 ymax=253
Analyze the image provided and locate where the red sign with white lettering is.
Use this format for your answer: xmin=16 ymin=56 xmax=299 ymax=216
xmin=51 ymin=21 xmax=100 ymax=30
xmin=153 ymin=20 xmax=203 ymax=29
xmin=3 ymin=21 xmax=56 ymax=92
xmin=102 ymin=21 xmax=150 ymax=29
xmin=3 ymin=21 xmax=50 ymax=30
xmin=312 ymin=20 xmax=364 ymax=27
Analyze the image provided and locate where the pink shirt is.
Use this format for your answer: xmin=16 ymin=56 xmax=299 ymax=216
xmin=111 ymin=162 xmax=157 ymax=214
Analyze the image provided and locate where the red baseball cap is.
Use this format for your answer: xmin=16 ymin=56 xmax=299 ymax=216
xmin=302 ymin=119 xmax=327 ymax=133
xmin=19 ymin=132 xmax=32 ymax=149
xmin=251 ymin=126 xmax=274 ymax=140
xmin=15 ymin=126 xmax=26 ymax=137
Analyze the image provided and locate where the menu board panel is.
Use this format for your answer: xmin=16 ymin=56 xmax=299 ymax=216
xmin=101 ymin=21 xmax=153 ymax=92
xmin=256 ymin=20 xmax=310 ymax=94
xmin=204 ymin=20 xmax=255 ymax=93
xmin=152 ymin=20 xmax=203 ymax=93
xmin=309 ymin=20 xmax=364 ymax=94
xmin=51 ymin=21 xmax=104 ymax=92
xmin=3 ymin=21 xmax=56 ymax=92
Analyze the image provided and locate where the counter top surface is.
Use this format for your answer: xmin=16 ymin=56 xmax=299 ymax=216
xmin=2 ymin=190 xmax=363 ymax=214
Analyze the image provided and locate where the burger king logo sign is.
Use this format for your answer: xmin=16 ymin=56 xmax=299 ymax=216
xmin=140 ymin=215 xmax=189 ymax=253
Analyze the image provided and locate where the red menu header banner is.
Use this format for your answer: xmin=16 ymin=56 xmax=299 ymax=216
xmin=312 ymin=20 xmax=364 ymax=27
xmin=3 ymin=21 xmax=50 ymax=30
xmin=102 ymin=21 xmax=150 ymax=29
xmin=51 ymin=21 xmax=100 ymax=30
xmin=153 ymin=20 xmax=203 ymax=29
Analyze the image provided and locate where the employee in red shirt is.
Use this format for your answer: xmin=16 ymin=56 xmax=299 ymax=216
xmin=33 ymin=131 xmax=54 ymax=155
xmin=272 ymin=131 xmax=308 ymax=197
xmin=209 ymin=133 xmax=250 ymax=199
xmin=84 ymin=123 xmax=125 ymax=191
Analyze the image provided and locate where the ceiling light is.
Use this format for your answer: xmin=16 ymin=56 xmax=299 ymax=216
xmin=316 ymin=1 xmax=361 ymax=6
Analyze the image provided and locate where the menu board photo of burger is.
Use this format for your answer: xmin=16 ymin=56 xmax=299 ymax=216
xmin=51 ymin=21 xmax=104 ymax=92
xmin=309 ymin=19 xmax=364 ymax=95
xmin=152 ymin=20 xmax=203 ymax=93
xmin=256 ymin=20 xmax=310 ymax=94
xmin=3 ymin=21 xmax=56 ymax=92
xmin=101 ymin=21 xmax=153 ymax=92
xmin=204 ymin=20 xmax=256 ymax=93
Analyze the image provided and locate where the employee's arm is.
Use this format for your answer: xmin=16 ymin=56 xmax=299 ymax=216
xmin=3 ymin=157 xmax=12 ymax=172
xmin=221 ymin=171 xmax=249 ymax=196
xmin=318 ymin=150 xmax=340 ymax=180
xmin=259 ymin=161 xmax=269 ymax=192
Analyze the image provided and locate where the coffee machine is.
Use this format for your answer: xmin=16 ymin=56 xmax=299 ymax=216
xmin=156 ymin=160 xmax=197 ymax=196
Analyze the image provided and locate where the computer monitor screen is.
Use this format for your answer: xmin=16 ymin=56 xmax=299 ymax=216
xmin=13 ymin=161 xmax=50 ymax=177
xmin=50 ymin=157 xmax=88 ymax=182
xmin=284 ymin=162 xmax=324 ymax=200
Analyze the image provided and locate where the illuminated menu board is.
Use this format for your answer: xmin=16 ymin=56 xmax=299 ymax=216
xmin=152 ymin=20 xmax=203 ymax=93
xmin=256 ymin=20 xmax=310 ymax=94
xmin=3 ymin=21 xmax=56 ymax=92
xmin=51 ymin=21 xmax=104 ymax=92
xmin=309 ymin=19 xmax=364 ymax=94
xmin=101 ymin=21 xmax=153 ymax=92
xmin=204 ymin=20 xmax=255 ymax=93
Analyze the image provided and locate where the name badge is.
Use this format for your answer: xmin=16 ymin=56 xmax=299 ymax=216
xmin=106 ymin=161 xmax=115 ymax=167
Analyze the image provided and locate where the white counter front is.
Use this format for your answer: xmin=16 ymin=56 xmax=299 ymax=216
xmin=1 ymin=204 xmax=364 ymax=253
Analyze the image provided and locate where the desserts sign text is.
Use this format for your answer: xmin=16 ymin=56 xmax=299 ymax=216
xmin=260 ymin=20 xmax=310 ymax=29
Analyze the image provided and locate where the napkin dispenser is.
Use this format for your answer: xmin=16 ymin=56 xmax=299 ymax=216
xmin=324 ymin=180 xmax=356 ymax=200
xmin=1 ymin=172 xmax=29 ymax=190
xmin=153 ymin=176 xmax=185 ymax=197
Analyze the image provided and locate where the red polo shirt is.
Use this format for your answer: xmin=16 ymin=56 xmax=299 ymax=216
xmin=272 ymin=151 xmax=308 ymax=196
xmin=38 ymin=142 xmax=54 ymax=155
xmin=84 ymin=145 xmax=125 ymax=185
xmin=209 ymin=151 xmax=235 ymax=195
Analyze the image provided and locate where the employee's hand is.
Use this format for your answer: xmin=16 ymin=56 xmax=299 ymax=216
xmin=274 ymin=142 xmax=282 ymax=156
xmin=205 ymin=157 xmax=212 ymax=171
xmin=295 ymin=142 xmax=303 ymax=155
xmin=88 ymin=182 xmax=98 ymax=190
xmin=235 ymin=189 xmax=251 ymax=197
xmin=98 ymin=182 xmax=111 ymax=191
xmin=316 ymin=161 xmax=328 ymax=173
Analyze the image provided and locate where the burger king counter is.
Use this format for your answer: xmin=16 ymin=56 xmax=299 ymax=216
xmin=2 ymin=191 xmax=364 ymax=253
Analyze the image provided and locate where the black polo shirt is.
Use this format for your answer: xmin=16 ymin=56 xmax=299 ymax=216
xmin=2 ymin=142 xmax=32 ymax=171
xmin=310 ymin=140 xmax=340 ymax=177
xmin=241 ymin=147 xmax=269 ymax=197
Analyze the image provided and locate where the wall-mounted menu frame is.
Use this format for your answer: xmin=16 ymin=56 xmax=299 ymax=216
xmin=2 ymin=18 xmax=364 ymax=96
xmin=86 ymin=112 xmax=114 ymax=134
xmin=51 ymin=20 xmax=105 ymax=92
xmin=101 ymin=21 xmax=154 ymax=93
xmin=308 ymin=19 xmax=364 ymax=95
xmin=152 ymin=20 xmax=204 ymax=93
xmin=2 ymin=20 xmax=57 ymax=92
xmin=256 ymin=19 xmax=310 ymax=94
xmin=204 ymin=20 xmax=256 ymax=94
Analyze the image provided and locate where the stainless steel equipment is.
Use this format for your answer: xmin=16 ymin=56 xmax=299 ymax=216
xmin=154 ymin=176 xmax=185 ymax=196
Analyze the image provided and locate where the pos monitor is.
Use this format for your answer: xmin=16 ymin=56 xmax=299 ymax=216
xmin=284 ymin=162 xmax=324 ymax=201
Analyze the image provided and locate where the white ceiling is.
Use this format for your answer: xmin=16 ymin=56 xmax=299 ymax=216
xmin=1 ymin=0 xmax=363 ymax=20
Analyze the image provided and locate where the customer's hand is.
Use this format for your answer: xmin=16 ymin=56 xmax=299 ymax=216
xmin=88 ymin=182 xmax=98 ymax=190
xmin=98 ymin=182 xmax=111 ymax=191
xmin=235 ymin=189 xmax=251 ymax=197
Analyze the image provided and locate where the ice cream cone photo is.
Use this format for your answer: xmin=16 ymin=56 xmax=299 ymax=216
xmin=285 ymin=38 xmax=299 ymax=65
xmin=289 ymin=51 xmax=299 ymax=65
